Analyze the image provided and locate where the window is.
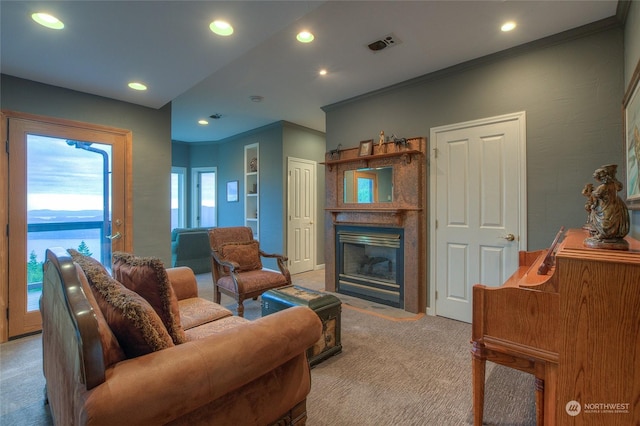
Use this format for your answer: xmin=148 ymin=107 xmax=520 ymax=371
xmin=171 ymin=167 xmax=186 ymax=230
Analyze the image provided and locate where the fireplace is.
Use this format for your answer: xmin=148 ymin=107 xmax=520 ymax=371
xmin=323 ymin=136 xmax=427 ymax=314
xmin=336 ymin=225 xmax=404 ymax=308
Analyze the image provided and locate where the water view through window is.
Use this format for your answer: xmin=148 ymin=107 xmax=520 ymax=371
xmin=27 ymin=135 xmax=112 ymax=310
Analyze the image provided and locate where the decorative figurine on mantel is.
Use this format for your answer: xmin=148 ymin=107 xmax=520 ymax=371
xmin=329 ymin=144 xmax=342 ymax=160
xmin=582 ymin=164 xmax=630 ymax=250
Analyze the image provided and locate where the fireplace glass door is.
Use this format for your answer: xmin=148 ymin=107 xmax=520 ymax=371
xmin=336 ymin=226 xmax=404 ymax=308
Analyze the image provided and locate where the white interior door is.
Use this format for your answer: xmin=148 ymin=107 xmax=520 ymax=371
xmin=430 ymin=112 xmax=527 ymax=322
xmin=287 ymin=157 xmax=316 ymax=274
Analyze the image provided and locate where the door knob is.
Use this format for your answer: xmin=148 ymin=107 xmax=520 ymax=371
xmin=106 ymin=232 xmax=122 ymax=240
xmin=502 ymin=233 xmax=515 ymax=242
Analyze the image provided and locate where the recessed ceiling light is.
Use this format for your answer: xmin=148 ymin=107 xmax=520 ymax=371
xmin=296 ymin=31 xmax=314 ymax=43
xmin=198 ymin=119 xmax=209 ymax=125
xmin=501 ymin=21 xmax=517 ymax=32
xmin=32 ymin=12 xmax=64 ymax=30
xmin=210 ymin=20 xmax=234 ymax=36
xmin=319 ymin=69 xmax=328 ymax=76
xmin=128 ymin=82 xmax=147 ymax=91
xmin=250 ymin=95 xmax=264 ymax=103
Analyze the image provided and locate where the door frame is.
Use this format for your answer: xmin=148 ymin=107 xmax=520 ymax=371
xmin=1 ymin=110 xmax=132 ymax=341
xmin=428 ymin=111 xmax=527 ymax=317
xmin=287 ymin=157 xmax=317 ymax=274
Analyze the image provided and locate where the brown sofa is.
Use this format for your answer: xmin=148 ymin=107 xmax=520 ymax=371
xmin=40 ymin=247 xmax=322 ymax=425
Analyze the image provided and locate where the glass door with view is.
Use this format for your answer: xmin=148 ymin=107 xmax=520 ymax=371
xmin=8 ymin=118 xmax=127 ymax=338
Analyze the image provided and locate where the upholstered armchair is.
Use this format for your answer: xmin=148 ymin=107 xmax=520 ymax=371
xmin=209 ymin=226 xmax=291 ymax=317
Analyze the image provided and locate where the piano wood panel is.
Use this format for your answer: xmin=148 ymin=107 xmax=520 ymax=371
xmin=557 ymin=236 xmax=640 ymax=425
xmin=472 ymin=228 xmax=640 ymax=426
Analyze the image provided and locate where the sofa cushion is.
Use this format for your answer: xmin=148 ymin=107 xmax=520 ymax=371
xmin=183 ymin=315 xmax=250 ymax=341
xmin=178 ymin=297 xmax=233 ymax=330
xmin=112 ymin=252 xmax=186 ymax=345
xmin=219 ymin=241 xmax=262 ymax=273
xmin=69 ymin=250 xmax=175 ymax=358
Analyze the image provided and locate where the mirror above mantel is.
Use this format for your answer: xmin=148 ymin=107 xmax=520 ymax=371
xmin=344 ymin=166 xmax=393 ymax=203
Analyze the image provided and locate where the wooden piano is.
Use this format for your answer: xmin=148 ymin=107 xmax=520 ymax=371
xmin=471 ymin=228 xmax=640 ymax=425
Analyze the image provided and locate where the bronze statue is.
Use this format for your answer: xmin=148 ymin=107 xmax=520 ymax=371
xmin=583 ymin=164 xmax=630 ymax=250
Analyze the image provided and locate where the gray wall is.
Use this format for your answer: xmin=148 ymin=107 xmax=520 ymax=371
xmin=324 ymin=24 xmax=625 ymax=250
xmin=1 ymin=75 xmax=173 ymax=264
xmin=626 ymin=1 xmax=640 ymax=239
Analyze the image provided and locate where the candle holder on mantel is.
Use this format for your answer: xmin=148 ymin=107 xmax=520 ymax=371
xmin=582 ymin=164 xmax=630 ymax=250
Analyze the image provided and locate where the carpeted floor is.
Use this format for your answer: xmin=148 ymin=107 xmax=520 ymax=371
xmin=0 ymin=268 xmax=535 ymax=425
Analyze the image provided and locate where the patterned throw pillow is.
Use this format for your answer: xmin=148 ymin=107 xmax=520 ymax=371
xmin=111 ymin=252 xmax=186 ymax=345
xmin=69 ymin=250 xmax=174 ymax=358
xmin=219 ymin=241 xmax=263 ymax=273
xmin=75 ymin=263 xmax=126 ymax=368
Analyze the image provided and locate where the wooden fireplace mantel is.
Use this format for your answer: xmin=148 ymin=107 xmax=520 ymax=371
xmin=326 ymin=208 xmax=422 ymax=226
xmin=321 ymin=149 xmax=422 ymax=171
xmin=323 ymin=136 xmax=427 ymax=313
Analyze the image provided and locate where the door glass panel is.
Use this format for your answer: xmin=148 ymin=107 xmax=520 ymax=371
xmin=198 ymin=171 xmax=216 ymax=227
xmin=27 ymin=135 xmax=112 ymax=311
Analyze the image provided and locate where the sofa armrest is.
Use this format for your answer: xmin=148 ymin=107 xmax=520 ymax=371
xmin=79 ymin=306 xmax=322 ymax=425
xmin=165 ymin=266 xmax=198 ymax=300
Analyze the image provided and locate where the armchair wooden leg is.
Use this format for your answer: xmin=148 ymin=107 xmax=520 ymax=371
xmin=236 ymin=299 xmax=245 ymax=317
xmin=213 ymin=285 xmax=221 ymax=304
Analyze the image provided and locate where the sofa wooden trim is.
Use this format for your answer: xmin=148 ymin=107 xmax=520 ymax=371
xmin=43 ymin=247 xmax=105 ymax=389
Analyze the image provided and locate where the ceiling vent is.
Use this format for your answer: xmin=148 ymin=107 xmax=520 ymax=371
xmin=367 ymin=33 xmax=401 ymax=52
xmin=209 ymin=113 xmax=222 ymax=119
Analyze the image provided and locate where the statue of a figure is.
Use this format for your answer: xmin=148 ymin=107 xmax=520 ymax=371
xmin=583 ymin=164 xmax=630 ymax=250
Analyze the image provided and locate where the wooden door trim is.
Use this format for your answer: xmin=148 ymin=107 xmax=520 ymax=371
xmin=1 ymin=112 xmax=8 ymax=342
xmin=1 ymin=110 xmax=133 ymax=341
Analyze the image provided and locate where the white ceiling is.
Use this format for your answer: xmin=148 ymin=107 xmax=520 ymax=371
xmin=1 ymin=1 xmax=619 ymax=143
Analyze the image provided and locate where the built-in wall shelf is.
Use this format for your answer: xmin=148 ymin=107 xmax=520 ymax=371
xmin=244 ymin=143 xmax=259 ymax=239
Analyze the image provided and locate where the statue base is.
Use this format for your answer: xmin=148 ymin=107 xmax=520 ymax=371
xmin=583 ymin=237 xmax=629 ymax=251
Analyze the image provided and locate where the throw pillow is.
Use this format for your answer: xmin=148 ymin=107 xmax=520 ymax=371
xmin=69 ymin=250 xmax=174 ymax=358
xmin=75 ymin=263 xmax=126 ymax=368
xmin=112 ymin=252 xmax=186 ymax=345
xmin=219 ymin=241 xmax=262 ymax=273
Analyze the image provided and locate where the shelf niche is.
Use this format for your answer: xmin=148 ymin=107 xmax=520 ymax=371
xmin=244 ymin=143 xmax=259 ymax=239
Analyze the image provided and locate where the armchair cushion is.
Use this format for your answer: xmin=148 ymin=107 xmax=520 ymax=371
xmin=219 ymin=240 xmax=262 ymax=272
xmin=217 ymin=270 xmax=289 ymax=294
xmin=112 ymin=252 xmax=186 ymax=344
xmin=69 ymin=250 xmax=175 ymax=359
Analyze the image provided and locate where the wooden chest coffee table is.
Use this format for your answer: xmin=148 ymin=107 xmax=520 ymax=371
xmin=262 ymin=285 xmax=342 ymax=367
